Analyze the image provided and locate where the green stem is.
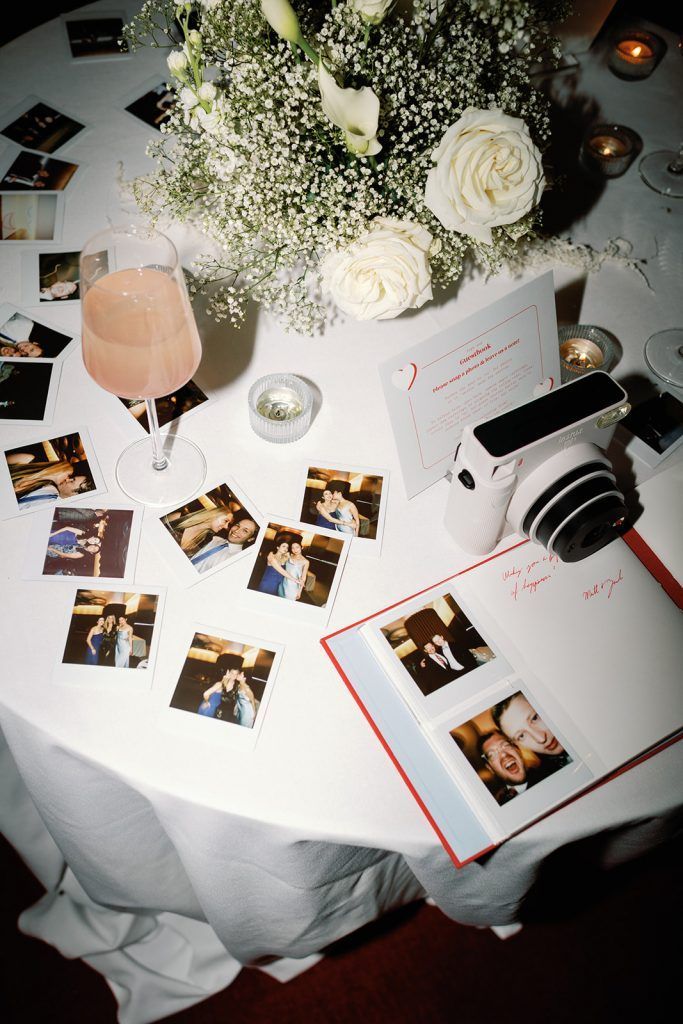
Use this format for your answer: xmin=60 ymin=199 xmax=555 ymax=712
xmin=298 ymin=37 xmax=319 ymax=65
xmin=290 ymin=40 xmax=302 ymax=63
xmin=363 ymin=24 xmax=370 ymax=46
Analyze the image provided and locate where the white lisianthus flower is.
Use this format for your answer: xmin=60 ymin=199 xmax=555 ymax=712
xmin=179 ymin=87 xmax=198 ymax=110
xmin=318 ymin=62 xmax=381 ymax=157
xmin=188 ymin=29 xmax=202 ymax=47
xmin=424 ymin=107 xmax=545 ymax=245
xmin=198 ymin=81 xmax=217 ymax=103
xmin=193 ymin=106 xmax=222 ymax=133
xmin=320 ymin=218 xmax=433 ymax=320
xmin=167 ymin=50 xmax=188 ymax=74
xmin=350 ymin=0 xmax=393 ymax=25
xmin=260 ymin=0 xmax=302 ymax=43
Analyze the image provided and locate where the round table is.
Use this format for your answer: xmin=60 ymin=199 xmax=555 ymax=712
xmin=1 ymin=6 xmax=682 ymax=1024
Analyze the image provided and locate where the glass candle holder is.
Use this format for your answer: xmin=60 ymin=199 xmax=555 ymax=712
xmin=608 ymin=29 xmax=665 ymax=80
xmin=558 ymin=325 xmax=618 ymax=384
xmin=581 ymin=124 xmax=641 ymax=178
xmin=248 ymin=373 xmax=313 ymax=443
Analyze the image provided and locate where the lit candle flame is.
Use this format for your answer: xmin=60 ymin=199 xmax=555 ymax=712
xmin=631 ymin=44 xmax=642 ymax=57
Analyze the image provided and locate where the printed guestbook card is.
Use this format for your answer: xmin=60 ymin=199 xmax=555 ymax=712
xmin=379 ymin=272 xmax=561 ymax=497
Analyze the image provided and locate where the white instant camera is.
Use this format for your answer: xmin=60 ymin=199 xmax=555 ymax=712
xmin=445 ymin=372 xmax=631 ymax=562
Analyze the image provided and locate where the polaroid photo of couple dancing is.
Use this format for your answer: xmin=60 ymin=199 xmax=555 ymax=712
xmin=297 ymin=463 xmax=389 ymax=554
xmin=163 ymin=627 xmax=283 ymax=748
xmin=156 ymin=479 xmax=263 ymax=585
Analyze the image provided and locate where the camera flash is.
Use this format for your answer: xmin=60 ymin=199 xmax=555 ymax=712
xmin=596 ymin=404 xmax=631 ymax=428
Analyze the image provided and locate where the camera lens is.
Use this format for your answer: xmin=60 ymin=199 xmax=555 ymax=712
xmin=552 ymin=494 xmax=628 ymax=562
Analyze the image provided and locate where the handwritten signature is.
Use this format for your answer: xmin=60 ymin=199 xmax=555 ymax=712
xmin=583 ymin=568 xmax=624 ymax=601
xmin=503 ymin=554 xmax=559 ymax=600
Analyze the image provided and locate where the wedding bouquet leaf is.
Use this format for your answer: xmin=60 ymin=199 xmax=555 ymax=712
xmin=126 ymin=0 xmax=568 ymax=333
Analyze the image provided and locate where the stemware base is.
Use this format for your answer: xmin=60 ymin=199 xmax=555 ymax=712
xmin=643 ymin=329 xmax=683 ymax=388
xmin=115 ymin=435 xmax=206 ymax=506
xmin=639 ymin=151 xmax=683 ymax=197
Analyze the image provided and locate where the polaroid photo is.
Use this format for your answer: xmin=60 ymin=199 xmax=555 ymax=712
xmin=618 ymin=391 xmax=683 ymax=470
xmin=0 ymin=192 xmax=64 ymax=244
xmin=0 ymin=95 xmax=87 ymax=154
xmin=0 ymin=426 xmax=106 ymax=519
xmin=163 ymin=626 xmax=284 ymax=749
xmin=61 ymin=12 xmax=131 ymax=62
xmin=0 ymin=359 xmax=60 ymax=425
xmin=297 ymin=462 xmax=389 ymax=555
xmin=0 ymin=150 xmax=80 ymax=192
xmin=363 ymin=584 xmax=511 ymax=719
xmin=117 ymin=377 xmax=211 ymax=435
xmin=245 ymin=518 xmax=350 ymax=626
xmin=24 ymin=501 xmax=142 ymax=584
xmin=54 ymin=586 xmax=165 ymax=689
xmin=156 ymin=478 xmax=263 ymax=585
xmin=0 ymin=302 xmax=77 ymax=359
xmin=22 ymin=251 xmax=85 ymax=305
xmin=439 ymin=682 xmax=592 ymax=830
xmin=124 ymin=79 xmax=176 ymax=132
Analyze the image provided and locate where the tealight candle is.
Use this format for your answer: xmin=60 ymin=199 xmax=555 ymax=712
xmin=558 ymin=326 xmax=617 ymax=384
xmin=608 ymin=29 xmax=664 ymax=80
xmin=248 ymin=373 xmax=313 ymax=443
xmin=581 ymin=124 xmax=640 ymax=178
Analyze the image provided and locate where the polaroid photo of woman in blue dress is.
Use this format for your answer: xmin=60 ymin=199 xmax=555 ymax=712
xmin=245 ymin=518 xmax=350 ymax=627
xmin=23 ymin=501 xmax=142 ymax=585
xmin=54 ymin=586 xmax=165 ymax=690
xmin=156 ymin=478 xmax=263 ymax=586
xmin=164 ymin=627 xmax=283 ymax=748
xmin=297 ymin=462 xmax=389 ymax=556
xmin=0 ymin=427 xmax=105 ymax=519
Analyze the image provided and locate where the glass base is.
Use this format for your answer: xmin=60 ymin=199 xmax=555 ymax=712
xmin=639 ymin=152 xmax=683 ymax=198
xmin=644 ymin=329 xmax=683 ymax=388
xmin=115 ymin=435 xmax=206 ymax=507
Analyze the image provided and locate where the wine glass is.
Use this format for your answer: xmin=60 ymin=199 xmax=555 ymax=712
xmin=639 ymin=143 xmax=683 ymax=198
xmin=80 ymin=223 xmax=207 ymax=506
xmin=643 ymin=329 xmax=683 ymax=388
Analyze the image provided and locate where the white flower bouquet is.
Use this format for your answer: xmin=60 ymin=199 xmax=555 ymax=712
xmin=126 ymin=0 xmax=568 ymax=333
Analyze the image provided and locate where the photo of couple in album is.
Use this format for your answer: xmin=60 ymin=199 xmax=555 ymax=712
xmin=160 ymin=482 xmax=260 ymax=577
xmin=451 ymin=691 xmax=573 ymax=808
xmin=380 ymin=591 xmax=495 ymax=697
xmin=61 ymin=590 xmax=160 ymax=671
xmin=169 ymin=632 xmax=279 ymax=731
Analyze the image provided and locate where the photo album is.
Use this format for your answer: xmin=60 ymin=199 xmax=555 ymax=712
xmin=322 ymin=536 xmax=683 ymax=866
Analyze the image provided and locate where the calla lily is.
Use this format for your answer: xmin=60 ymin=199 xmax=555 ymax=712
xmin=318 ymin=62 xmax=381 ymax=156
xmin=260 ymin=0 xmax=302 ymax=44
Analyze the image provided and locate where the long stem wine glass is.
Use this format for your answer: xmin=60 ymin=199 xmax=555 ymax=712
xmin=81 ymin=223 xmax=207 ymax=505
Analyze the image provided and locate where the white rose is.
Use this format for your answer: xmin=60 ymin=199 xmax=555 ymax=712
xmin=167 ymin=50 xmax=188 ymax=74
xmin=350 ymin=0 xmax=392 ymax=25
xmin=318 ymin=61 xmax=381 ymax=157
xmin=188 ymin=30 xmax=202 ymax=47
xmin=192 ymin=106 xmax=222 ymax=133
xmin=424 ymin=107 xmax=545 ymax=245
xmin=320 ymin=218 xmax=433 ymax=321
xmin=179 ymin=87 xmax=198 ymax=110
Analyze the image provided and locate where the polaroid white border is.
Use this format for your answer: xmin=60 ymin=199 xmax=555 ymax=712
xmin=244 ymin=515 xmax=351 ymax=627
xmin=0 ymin=357 xmax=60 ymax=427
xmin=0 ymin=143 xmax=84 ymax=196
xmin=0 ymin=191 xmax=65 ymax=245
xmin=0 ymin=300 xmax=78 ymax=359
xmin=0 ymin=94 xmax=90 ymax=156
xmin=61 ymin=10 xmax=133 ymax=63
xmin=153 ymin=476 xmax=265 ymax=587
xmin=161 ymin=623 xmax=285 ymax=750
xmin=23 ymin=499 xmax=143 ymax=585
xmin=297 ymin=460 xmax=390 ymax=556
xmin=53 ymin=584 xmax=166 ymax=690
xmin=364 ymin=581 xmax=512 ymax=721
xmin=21 ymin=251 xmax=82 ymax=307
xmin=121 ymin=76 xmax=176 ymax=135
xmin=0 ymin=424 xmax=107 ymax=520
xmin=432 ymin=678 xmax=595 ymax=836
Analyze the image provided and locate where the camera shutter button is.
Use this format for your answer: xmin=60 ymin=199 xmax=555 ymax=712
xmin=458 ymin=469 xmax=475 ymax=490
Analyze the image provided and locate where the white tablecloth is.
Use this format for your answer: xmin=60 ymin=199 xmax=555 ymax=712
xmin=1 ymin=6 xmax=682 ymax=1023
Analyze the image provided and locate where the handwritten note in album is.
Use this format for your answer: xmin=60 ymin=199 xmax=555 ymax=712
xmin=379 ymin=272 xmax=560 ymax=497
